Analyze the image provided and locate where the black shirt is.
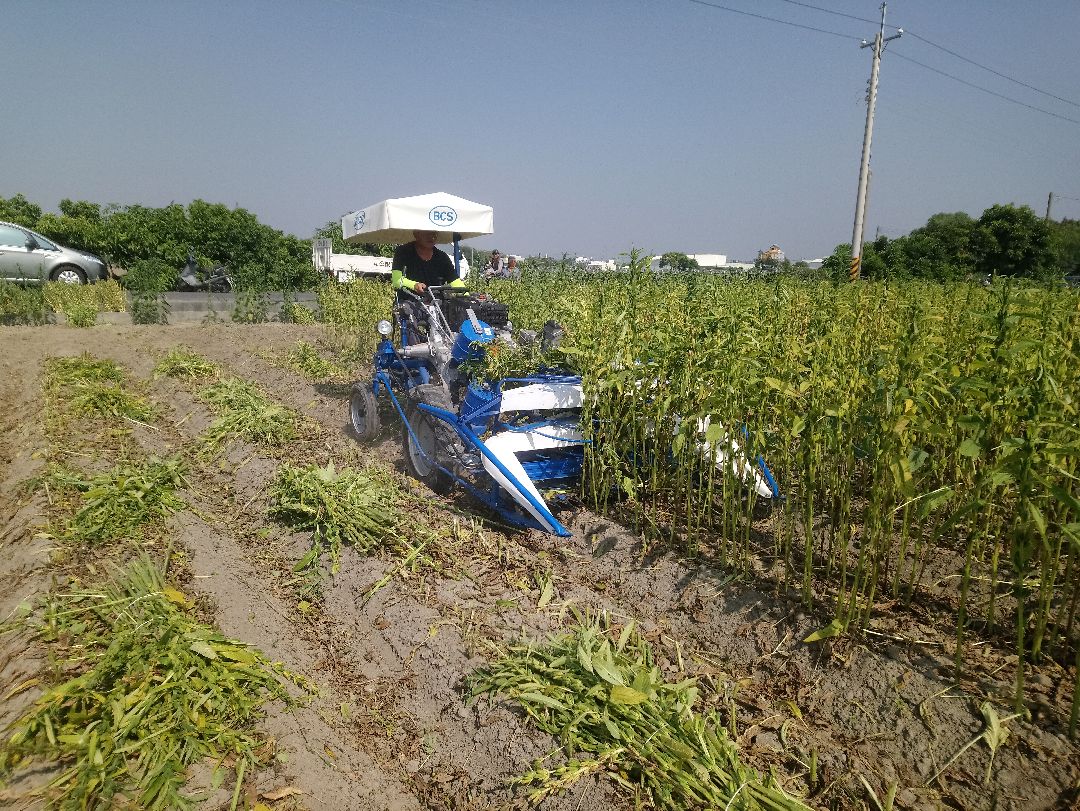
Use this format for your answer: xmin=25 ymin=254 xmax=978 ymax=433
xmin=392 ymin=242 xmax=456 ymax=298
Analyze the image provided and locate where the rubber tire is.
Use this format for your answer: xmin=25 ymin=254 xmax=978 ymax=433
xmin=402 ymin=384 xmax=455 ymax=495
xmin=349 ymin=383 xmax=381 ymax=440
xmin=208 ymin=273 xmax=232 ymax=292
xmin=51 ymin=265 xmax=87 ymax=285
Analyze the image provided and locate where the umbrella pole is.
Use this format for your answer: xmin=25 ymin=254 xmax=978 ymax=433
xmin=452 ymin=232 xmax=462 ymax=279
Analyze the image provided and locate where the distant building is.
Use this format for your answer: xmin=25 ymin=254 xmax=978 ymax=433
xmin=757 ymin=244 xmax=785 ymax=264
xmin=577 ymin=256 xmax=616 ymax=272
xmin=687 ymin=253 xmax=727 ymax=268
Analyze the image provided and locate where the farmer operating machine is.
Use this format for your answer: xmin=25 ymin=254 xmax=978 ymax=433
xmin=343 ymin=193 xmax=778 ymax=537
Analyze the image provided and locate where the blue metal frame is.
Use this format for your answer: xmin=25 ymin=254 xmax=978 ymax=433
xmin=373 ymin=298 xmax=584 ymax=535
xmin=378 ymin=374 xmax=575 ymax=536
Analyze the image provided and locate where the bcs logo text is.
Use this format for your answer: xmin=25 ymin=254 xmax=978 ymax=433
xmin=428 ymin=206 xmax=457 ymax=227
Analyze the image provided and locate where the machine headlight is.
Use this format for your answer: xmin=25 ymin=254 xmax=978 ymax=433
xmin=376 ymin=319 xmax=392 ymax=336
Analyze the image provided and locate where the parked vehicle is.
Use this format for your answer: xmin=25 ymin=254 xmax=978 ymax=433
xmin=176 ymin=250 xmax=232 ymax=292
xmin=0 ymin=221 xmax=108 ymax=284
xmin=312 ymin=239 xmax=470 ymax=282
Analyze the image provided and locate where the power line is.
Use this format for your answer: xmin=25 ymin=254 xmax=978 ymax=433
xmin=773 ymin=0 xmax=878 ymax=25
xmin=689 ymin=0 xmax=1080 ymax=125
xmin=770 ymin=1 xmax=1080 ymax=110
xmin=905 ymin=32 xmax=1080 ymax=110
xmin=892 ymin=51 xmax=1080 ymax=126
xmin=687 ymin=0 xmax=859 ymax=40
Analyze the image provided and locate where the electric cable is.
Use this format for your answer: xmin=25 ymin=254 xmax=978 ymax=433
xmin=892 ymin=51 xmax=1080 ymax=125
xmin=688 ymin=0 xmax=860 ymax=40
xmin=773 ymin=0 xmax=878 ymax=25
xmin=691 ymin=0 xmax=1080 ymax=124
xmin=771 ymin=1 xmax=1080 ymax=109
xmin=904 ymin=32 xmax=1080 ymax=109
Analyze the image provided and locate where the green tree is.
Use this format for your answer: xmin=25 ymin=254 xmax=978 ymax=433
xmin=974 ymin=204 xmax=1056 ymax=280
xmin=820 ymin=243 xmax=853 ymax=283
xmin=819 ymin=242 xmax=887 ymax=281
xmin=0 ymin=194 xmax=43 ymax=228
xmin=1050 ymin=218 xmax=1080 ymax=278
xmin=893 ymin=211 xmax=977 ymax=280
xmin=859 ymin=237 xmax=889 ymax=280
xmin=36 ymin=198 xmax=107 ymax=255
xmin=4 ymin=194 xmax=331 ymax=291
xmin=312 ymin=220 xmax=393 ymax=257
xmin=658 ymin=252 xmax=699 ymax=272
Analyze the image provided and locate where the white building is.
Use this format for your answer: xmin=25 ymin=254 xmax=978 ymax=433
xmin=688 ymin=253 xmax=727 ymax=268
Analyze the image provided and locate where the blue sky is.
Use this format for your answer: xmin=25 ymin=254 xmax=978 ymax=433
xmin=5 ymin=1 xmax=1079 ymax=262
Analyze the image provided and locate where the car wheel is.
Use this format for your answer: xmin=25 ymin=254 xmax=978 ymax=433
xmin=51 ymin=265 xmax=87 ymax=285
xmin=349 ymin=382 xmax=381 ymax=440
xmin=402 ymin=384 xmax=455 ymax=495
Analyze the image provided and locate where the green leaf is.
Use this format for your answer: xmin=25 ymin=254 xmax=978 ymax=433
xmin=918 ymin=487 xmax=954 ymax=518
xmin=608 ymin=685 xmax=648 ymax=705
xmin=803 ymin=618 xmax=844 ymax=644
xmin=293 ymin=546 xmax=320 ymax=572
xmin=519 ymin=691 xmax=565 ymax=710
xmin=1025 ymin=501 xmax=1047 ymax=537
xmin=576 ymin=640 xmax=594 ymax=674
xmin=958 ymin=438 xmax=982 ymax=458
xmin=591 ymin=641 xmax=625 ymax=686
xmin=190 ymin=640 xmax=218 ymax=660
xmin=537 ymin=579 xmax=554 ymax=610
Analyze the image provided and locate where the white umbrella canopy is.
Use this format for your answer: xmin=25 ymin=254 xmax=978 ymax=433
xmin=342 ymin=192 xmax=494 ymax=245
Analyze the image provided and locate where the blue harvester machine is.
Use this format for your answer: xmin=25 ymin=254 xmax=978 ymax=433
xmin=342 ymin=193 xmax=777 ymax=537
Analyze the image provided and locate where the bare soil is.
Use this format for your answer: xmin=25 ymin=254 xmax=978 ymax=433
xmin=1 ymin=322 xmax=1078 ymax=811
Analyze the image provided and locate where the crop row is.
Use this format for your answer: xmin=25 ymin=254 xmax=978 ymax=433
xmin=312 ymin=263 xmax=1074 ymax=730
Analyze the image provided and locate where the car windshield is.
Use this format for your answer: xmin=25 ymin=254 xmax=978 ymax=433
xmin=27 ymin=229 xmax=59 ymax=251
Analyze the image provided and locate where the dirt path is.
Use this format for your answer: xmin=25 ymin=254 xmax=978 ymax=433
xmin=1 ymin=322 xmax=1077 ymax=811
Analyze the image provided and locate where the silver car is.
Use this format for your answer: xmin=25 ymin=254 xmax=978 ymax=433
xmin=0 ymin=221 xmax=108 ymax=284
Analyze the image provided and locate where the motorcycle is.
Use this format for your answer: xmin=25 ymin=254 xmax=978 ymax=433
xmin=176 ymin=249 xmax=233 ymax=293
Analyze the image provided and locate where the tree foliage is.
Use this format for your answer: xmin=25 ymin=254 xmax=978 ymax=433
xmin=0 ymin=193 xmax=43 ymax=228
xmin=1050 ymin=219 xmax=1080 ymax=278
xmin=824 ymin=204 xmax=1064 ymax=283
xmin=658 ymin=252 xmax=699 ymax=273
xmin=974 ymin=204 xmax=1056 ymax=280
xmin=312 ymin=220 xmax=393 ymax=258
xmin=0 ymin=194 xmax=320 ymax=291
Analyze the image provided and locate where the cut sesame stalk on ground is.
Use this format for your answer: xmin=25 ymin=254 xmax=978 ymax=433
xmin=197 ymin=376 xmax=298 ymax=456
xmin=44 ymin=354 xmax=157 ymax=426
xmin=469 ymin=617 xmax=813 ymax=810
xmin=152 ymin=346 xmax=220 ymax=381
xmin=279 ymin=339 xmax=347 ymax=382
xmin=0 ymin=556 xmax=309 ymax=811
xmin=269 ymin=462 xmax=404 ymax=596
xmin=31 ymin=456 xmax=188 ymax=546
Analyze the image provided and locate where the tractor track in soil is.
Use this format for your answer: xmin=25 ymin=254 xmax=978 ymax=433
xmin=1 ymin=322 xmax=1078 ymax=811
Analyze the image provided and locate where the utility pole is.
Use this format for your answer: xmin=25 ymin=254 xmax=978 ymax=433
xmin=849 ymin=3 xmax=901 ymax=282
xmin=1046 ymin=192 xmax=1054 ymax=221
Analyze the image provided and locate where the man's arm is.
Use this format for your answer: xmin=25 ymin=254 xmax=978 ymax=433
xmin=391 ymin=245 xmax=422 ymax=292
xmin=437 ymin=250 xmax=466 ymax=289
xmin=391 ymin=268 xmax=422 ymax=291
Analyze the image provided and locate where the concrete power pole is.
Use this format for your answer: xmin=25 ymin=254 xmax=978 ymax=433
xmin=849 ymin=3 xmax=901 ymax=282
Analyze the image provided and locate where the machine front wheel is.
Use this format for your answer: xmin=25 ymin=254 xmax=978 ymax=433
xmin=349 ymin=383 xmax=381 ymax=440
xmin=402 ymin=385 xmax=455 ymax=495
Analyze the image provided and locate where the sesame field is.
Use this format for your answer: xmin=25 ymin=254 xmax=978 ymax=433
xmin=2 ymin=270 xmax=1079 ymax=811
